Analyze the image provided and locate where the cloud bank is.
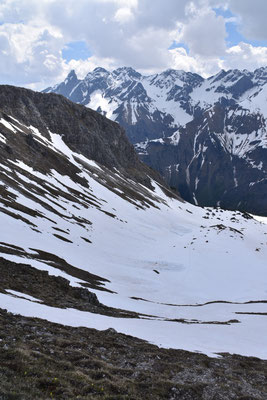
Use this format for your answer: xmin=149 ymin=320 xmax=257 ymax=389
xmin=0 ymin=0 xmax=266 ymax=89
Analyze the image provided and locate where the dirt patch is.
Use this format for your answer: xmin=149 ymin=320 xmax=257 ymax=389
xmin=0 ymin=245 xmax=111 ymax=293
xmin=0 ymin=257 xmax=140 ymax=319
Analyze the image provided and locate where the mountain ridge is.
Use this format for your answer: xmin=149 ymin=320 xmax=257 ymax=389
xmin=45 ymin=66 xmax=267 ymax=215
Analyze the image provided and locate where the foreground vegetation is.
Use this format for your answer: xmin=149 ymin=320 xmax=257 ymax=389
xmin=0 ymin=308 xmax=267 ymax=400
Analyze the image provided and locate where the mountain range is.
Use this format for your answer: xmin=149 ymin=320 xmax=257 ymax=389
xmin=45 ymin=66 xmax=267 ymax=215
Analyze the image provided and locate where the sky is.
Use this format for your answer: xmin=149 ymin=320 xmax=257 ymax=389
xmin=0 ymin=0 xmax=267 ymax=90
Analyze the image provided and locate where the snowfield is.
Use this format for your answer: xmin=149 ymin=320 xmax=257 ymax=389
xmin=0 ymin=116 xmax=267 ymax=359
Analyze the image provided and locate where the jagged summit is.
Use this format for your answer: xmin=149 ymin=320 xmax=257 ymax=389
xmin=113 ymin=66 xmax=142 ymax=79
xmin=90 ymin=67 xmax=110 ymax=77
xmin=66 ymin=69 xmax=78 ymax=80
xmin=93 ymin=67 xmax=109 ymax=73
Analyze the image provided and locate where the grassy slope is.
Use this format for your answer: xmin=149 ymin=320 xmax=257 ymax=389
xmin=0 ymin=308 xmax=267 ymax=400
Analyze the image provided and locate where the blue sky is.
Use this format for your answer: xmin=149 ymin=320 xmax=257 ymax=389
xmin=62 ymin=41 xmax=92 ymax=62
xmin=214 ymin=7 xmax=267 ymax=48
xmin=0 ymin=0 xmax=266 ymax=89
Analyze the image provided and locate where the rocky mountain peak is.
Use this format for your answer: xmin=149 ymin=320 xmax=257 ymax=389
xmin=91 ymin=67 xmax=110 ymax=76
xmin=113 ymin=67 xmax=142 ymax=80
xmin=65 ymin=69 xmax=78 ymax=82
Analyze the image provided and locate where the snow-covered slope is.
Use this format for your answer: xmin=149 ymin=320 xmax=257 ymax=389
xmin=0 ymin=87 xmax=267 ymax=359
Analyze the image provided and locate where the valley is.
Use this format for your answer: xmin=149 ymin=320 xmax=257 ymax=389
xmin=0 ymin=85 xmax=266 ymax=399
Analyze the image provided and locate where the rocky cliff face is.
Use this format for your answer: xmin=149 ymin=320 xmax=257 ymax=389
xmin=0 ymin=85 xmax=138 ymax=170
xmin=140 ymin=103 xmax=267 ymax=215
xmin=0 ymin=85 xmax=170 ymax=191
xmin=45 ymin=67 xmax=267 ymax=215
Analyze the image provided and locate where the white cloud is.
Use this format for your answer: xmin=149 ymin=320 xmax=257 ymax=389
xmin=170 ymin=47 xmax=224 ymax=77
xmin=170 ymin=42 xmax=267 ymax=78
xmin=0 ymin=0 xmax=266 ymax=89
xmin=182 ymin=7 xmax=226 ymax=57
xmin=228 ymin=0 xmax=267 ymax=41
xmin=0 ymin=21 xmax=65 ymax=88
xmin=98 ymin=0 xmax=138 ymax=7
xmin=113 ymin=7 xmax=134 ymax=23
xmin=135 ymin=0 xmax=189 ymax=29
xmin=224 ymin=42 xmax=267 ymax=71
